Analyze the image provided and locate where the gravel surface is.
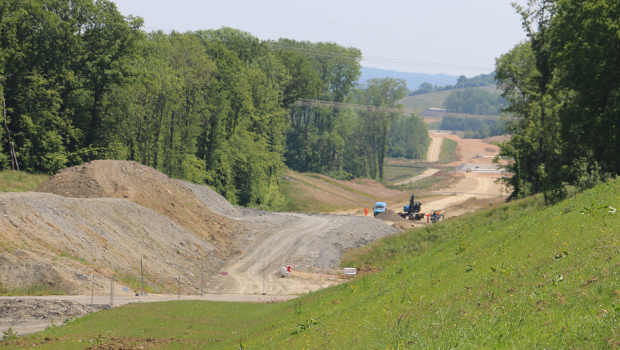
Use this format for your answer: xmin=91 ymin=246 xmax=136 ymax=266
xmin=1 ymin=160 xmax=401 ymax=336
xmin=0 ymin=299 xmax=108 ymax=339
xmin=177 ymin=180 xmax=399 ymax=295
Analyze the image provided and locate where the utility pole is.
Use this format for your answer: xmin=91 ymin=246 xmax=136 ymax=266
xmin=140 ymin=256 xmax=144 ymax=296
xmin=90 ymin=273 xmax=95 ymax=305
xmin=200 ymin=260 xmax=204 ymax=296
xmin=1 ymin=84 xmax=19 ymax=171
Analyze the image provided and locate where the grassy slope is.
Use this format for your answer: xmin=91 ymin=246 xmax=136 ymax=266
xmin=400 ymin=85 xmax=499 ymax=113
xmin=280 ymin=170 xmax=407 ymax=213
xmin=439 ymin=138 xmax=459 ymax=163
xmin=0 ymin=171 xmax=49 ymax=192
xmin=3 ymin=180 xmax=619 ymax=349
xmin=383 ymin=161 xmax=426 ymax=184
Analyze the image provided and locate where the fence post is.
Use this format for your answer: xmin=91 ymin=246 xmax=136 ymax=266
xmin=177 ymin=276 xmax=181 ymax=300
xmin=140 ymin=256 xmax=144 ymax=296
xmin=90 ymin=273 xmax=94 ymax=304
xmin=200 ymin=260 xmax=204 ymax=296
xmin=109 ymin=277 xmax=115 ymax=307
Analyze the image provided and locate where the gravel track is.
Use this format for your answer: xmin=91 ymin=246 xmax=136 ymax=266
xmin=181 ymin=181 xmax=398 ymax=295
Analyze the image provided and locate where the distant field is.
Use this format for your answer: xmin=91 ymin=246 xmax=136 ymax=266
xmin=383 ymin=161 xmax=426 ymax=184
xmin=439 ymin=138 xmax=459 ymax=163
xmin=400 ymin=85 xmax=499 ymax=114
xmin=0 ymin=171 xmax=49 ymax=192
xmin=5 ymin=179 xmax=618 ymax=349
xmin=280 ymin=170 xmax=409 ymax=213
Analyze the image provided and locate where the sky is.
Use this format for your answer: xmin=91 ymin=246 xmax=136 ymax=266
xmin=111 ymin=0 xmax=527 ymax=77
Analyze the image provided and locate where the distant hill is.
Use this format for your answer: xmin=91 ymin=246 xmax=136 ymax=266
xmin=399 ymin=85 xmax=499 ymax=114
xmin=358 ymin=67 xmax=458 ymax=90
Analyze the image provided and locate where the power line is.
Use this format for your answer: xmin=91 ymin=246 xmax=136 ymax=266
xmin=268 ymin=43 xmax=492 ymax=72
xmin=293 ymin=98 xmax=406 ymax=113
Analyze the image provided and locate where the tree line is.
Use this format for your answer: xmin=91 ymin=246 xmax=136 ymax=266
xmin=497 ymin=0 xmax=620 ymax=202
xmin=286 ymin=79 xmax=429 ymax=180
xmin=409 ymin=72 xmax=496 ymax=96
xmin=444 ymin=87 xmax=506 ymax=115
xmin=0 ymin=0 xmax=429 ymax=208
xmin=439 ymin=117 xmax=505 ymax=139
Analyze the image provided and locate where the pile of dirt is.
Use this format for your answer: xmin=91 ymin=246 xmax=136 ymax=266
xmin=0 ymin=192 xmax=220 ymax=294
xmin=37 ymin=160 xmax=236 ymax=250
xmin=179 ymin=180 xmax=241 ymax=218
xmin=0 ymin=299 xmax=107 ymax=339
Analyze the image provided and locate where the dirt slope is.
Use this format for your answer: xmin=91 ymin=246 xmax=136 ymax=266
xmin=182 ymin=181 xmax=398 ymax=295
xmin=0 ymin=192 xmax=221 ymax=294
xmin=37 ymin=160 xmax=236 ymax=250
xmin=426 ymin=134 xmax=444 ymax=162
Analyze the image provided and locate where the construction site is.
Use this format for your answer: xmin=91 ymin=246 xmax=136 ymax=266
xmin=0 ymin=132 xmax=508 ymax=337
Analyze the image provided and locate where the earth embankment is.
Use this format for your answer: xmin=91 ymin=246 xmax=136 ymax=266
xmin=1 ymin=160 xmax=398 ymax=297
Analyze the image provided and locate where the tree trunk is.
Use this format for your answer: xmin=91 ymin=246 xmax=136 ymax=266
xmin=2 ymin=89 xmax=19 ymax=170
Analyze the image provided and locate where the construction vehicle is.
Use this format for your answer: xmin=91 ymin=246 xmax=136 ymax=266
xmin=401 ymin=194 xmax=424 ymax=220
xmin=400 ymin=194 xmax=444 ymax=223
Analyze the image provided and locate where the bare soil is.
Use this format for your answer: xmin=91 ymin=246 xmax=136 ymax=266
xmin=1 ymin=160 xmax=399 ymax=336
xmin=37 ymin=160 xmax=236 ymax=251
xmin=426 ymin=134 xmax=444 ymax=162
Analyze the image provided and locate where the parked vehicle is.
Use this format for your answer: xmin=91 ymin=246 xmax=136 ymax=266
xmin=373 ymin=202 xmax=387 ymax=216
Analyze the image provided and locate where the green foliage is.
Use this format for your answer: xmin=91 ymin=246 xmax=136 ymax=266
xmin=1 ymin=328 xmax=18 ymax=341
xmin=5 ymin=179 xmax=619 ymax=349
xmin=440 ymin=116 xmax=506 ymax=138
xmin=285 ymin=78 xmax=425 ymax=181
xmin=439 ymin=138 xmax=458 ymax=163
xmin=444 ymin=87 xmax=506 ymax=115
xmin=387 ymin=113 xmax=429 ymax=159
xmin=497 ymin=0 xmax=620 ymax=202
xmin=410 ymin=73 xmax=496 ymax=96
xmin=0 ymin=170 xmax=48 ymax=192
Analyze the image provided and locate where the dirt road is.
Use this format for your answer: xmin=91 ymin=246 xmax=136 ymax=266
xmin=426 ymin=134 xmax=444 ymax=162
xmin=182 ymin=183 xmax=397 ymax=296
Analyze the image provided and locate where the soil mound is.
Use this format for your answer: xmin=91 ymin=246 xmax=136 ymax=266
xmin=37 ymin=160 xmax=236 ymax=250
xmin=178 ymin=180 xmax=241 ymax=218
xmin=0 ymin=192 xmax=219 ymax=294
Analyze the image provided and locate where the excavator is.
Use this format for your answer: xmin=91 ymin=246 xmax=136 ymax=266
xmin=401 ymin=194 xmax=424 ymax=220
xmin=401 ymin=194 xmax=444 ymax=223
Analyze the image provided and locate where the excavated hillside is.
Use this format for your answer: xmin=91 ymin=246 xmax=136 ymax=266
xmin=1 ymin=161 xmax=240 ymax=294
xmin=37 ymin=160 xmax=236 ymax=250
xmin=0 ymin=160 xmax=399 ymax=296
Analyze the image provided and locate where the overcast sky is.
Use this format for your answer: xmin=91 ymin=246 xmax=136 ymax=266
xmin=111 ymin=0 xmax=527 ymax=77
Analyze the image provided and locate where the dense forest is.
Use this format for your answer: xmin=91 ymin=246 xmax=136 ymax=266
xmin=0 ymin=0 xmax=428 ymax=208
xmin=286 ymin=79 xmax=428 ymax=180
xmin=439 ymin=117 xmax=505 ymax=139
xmin=444 ymin=87 xmax=506 ymax=115
xmin=409 ymin=72 xmax=496 ymax=95
xmin=497 ymin=0 xmax=620 ymax=202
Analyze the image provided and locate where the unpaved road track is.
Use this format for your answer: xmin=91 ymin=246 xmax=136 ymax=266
xmin=424 ymin=173 xmax=506 ymax=214
xmin=426 ymin=134 xmax=444 ymax=162
xmin=207 ymin=213 xmax=386 ymax=295
xmin=181 ymin=182 xmax=398 ymax=296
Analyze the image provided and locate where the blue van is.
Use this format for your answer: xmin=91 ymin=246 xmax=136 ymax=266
xmin=373 ymin=202 xmax=387 ymax=216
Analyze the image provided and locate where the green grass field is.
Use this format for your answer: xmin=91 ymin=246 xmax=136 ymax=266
xmin=439 ymin=138 xmax=459 ymax=163
xmin=0 ymin=171 xmax=49 ymax=192
xmin=2 ymin=179 xmax=619 ymax=349
xmin=383 ymin=162 xmax=426 ymax=184
xmin=399 ymin=86 xmax=499 ymax=114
